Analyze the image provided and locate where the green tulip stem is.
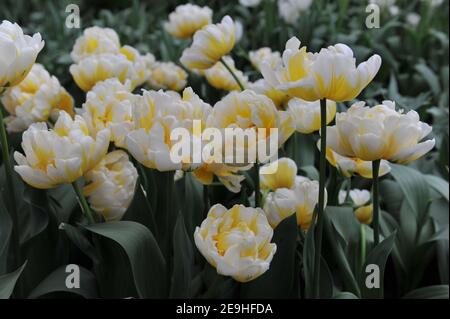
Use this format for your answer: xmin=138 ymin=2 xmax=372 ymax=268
xmin=372 ymin=159 xmax=381 ymax=246
xmin=72 ymin=180 xmax=95 ymax=224
xmin=219 ymin=57 xmax=245 ymax=91
xmin=312 ymin=98 xmax=328 ymax=299
xmin=360 ymin=223 xmax=367 ymax=269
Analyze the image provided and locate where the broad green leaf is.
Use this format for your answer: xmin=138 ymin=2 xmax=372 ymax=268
xmin=240 ymin=214 xmax=297 ymax=298
xmin=0 ymin=261 xmax=27 ymax=299
xmin=425 ymin=174 xmax=449 ymax=202
xmin=360 ymin=232 xmax=396 ymax=299
xmin=170 ymin=214 xmax=195 ymax=298
xmin=303 ymin=214 xmax=316 ymax=299
xmin=28 ymin=265 xmax=98 ymax=299
xmin=59 ymin=223 xmax=99 ymax=264
xmin=333 ymin=291 xmax=359 ymax=299
xmin=415 ymin=63 xmax=441 ymax=98
xmin=85 ymin=221 xmax=167 ymax=298
xmin=0 ymin=195 xmax=12 ymax=265
xmin=403 ymin=285 xmax=449 ymax=299
xmin=390 ymin=164 xmax=431 ymax=223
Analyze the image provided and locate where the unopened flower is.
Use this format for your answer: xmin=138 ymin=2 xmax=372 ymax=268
xmin=249 ymin=47 xmax=281 ymax=72
xmin=180 ymin=16 xmax=236 ymax=70
xmin=204 ymin=56 xmax=248 ymax=91
xmin=70 ymin=26 xmax=121 ymax=63
xmin=261 ymin=37 xmax=382 ymax=102
xmin=164 ymin=4 xmax=212 ymax=39
xmin=2 ymin=64 xmax=74 ymax=132
xmin=260 ymin=157 xmax=297 ymax=191
xmin=287 ymin=98 xmax=336 ymax=134
xmin=249 ymin=79 xmax=290 ymax=110
xmin=14 ymin=112 xmax=110 ymax=189
xmin=327 ymin=101 xmax=435 ymax=163
xmin=148 ymin=62 xmax=187 ymax=91
xmin=79 ymin=78 xmax=136 ymax=148
xmin=84 ymin=150 xmax=138 ymax=221
xmin=263 ymin=175 xmax=326 ymax=230
xmin=338 ymin=189 xmax=373 ymax=224
xmin=194 ymin=204 xmax=277 ymax=282
xmin=207 ymin=90 xmax=295 ymax=164
xmin=125 ymin=87 xmax=211 ymax=171
xmin=0 ymin=20 xmax=44 ymax=94
xmin=278 ymin=0 xmax=312 ymax=24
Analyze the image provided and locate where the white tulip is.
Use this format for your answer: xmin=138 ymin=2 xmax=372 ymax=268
xmin=0 ymin=20 xmax=44 ymax=94
xmin=194 ymin=204 xmax=277 ymax=282
xmin=84 ymin=150 xmax=138 ymax=221
xmin=164 ymin=4 xmax=212 ymax=39
xmin=327 ymin=100 xmax=435 ymax=163
xmin=14 ymin=112 xmax=110 ymax=189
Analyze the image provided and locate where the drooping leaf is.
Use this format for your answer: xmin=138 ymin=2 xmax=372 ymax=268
xmin=28 ymin=264 xmax=98 ymax=299
xmin=360 ymin=232 xmax=396 ymax=299
xmin=403 ymin=285 xmax=449 ymax=299
xmin=0 ymin=261 xmax=27 ymax=299
xmin=85 ymin=221 xmax=167 ymax=298
xmin=170 ymin=213 xmax=195 ymax=298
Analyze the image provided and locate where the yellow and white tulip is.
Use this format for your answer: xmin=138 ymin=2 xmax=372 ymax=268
xmin=260 ymin=157 xmax=297 ymax=191
xmin=287 ymin=98 xmax=336 ymax=134
xmin=207 ymin=90 xmax=295 ymax=164
xmin=0 ymin=20 xmax=44 ymax=94
xmin=1 ymin=63 xmax=74 ymax=132
xmin=194 ymin=204 xmax=277 ymax=282
xmin=147 ymin=61 xmax=187 ymax=91
xmin=125 ymin=87 xmax=211 ymax=171
xmin=249 ymin=47 xmax=281 ymax=72
xmin=180 ymin=16 xmax=236 ymax=70
xmin=164 ymin=4 xmax=213 ymax=39
xmin=339 ymin=189 xmax=373 ymax=224
xmin=261 ymin=37 xmax=382 ymax=102
xmin=79 ymin=78 xmax=136 ymax=148
xmin=204 ymin=56 xmax=248 ymax=91
xmin=14 ymin=112 xmax=110 ymax=189
xmin=249 ymin=79 xmax=290 ymax=110
xmin=84 ymin=150 xmax=138 ymax=221
xmin=327 ymin=100 xmax=435 ymax=163
xmin=323 ymin=144 xmax=391 ymax=178
xmin=70 ymin=26 xmax=121 ymax=63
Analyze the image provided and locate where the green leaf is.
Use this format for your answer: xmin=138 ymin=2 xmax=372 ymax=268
xmin=0 ymin=261 xmax=27 ymax=299
xmin=28 ymin=265 xmax=98 ymax=299
xmin=333 ymin=291 xmax=359 ymax=299
xmin=425 ymin=174 xmax=449 ymax=202
xmin=170 ymin=214 xmax=195 ymax=298
xmin=415 ymin=63 xmax=441 ymax=98
xmin=85 ymin=221 xmax=167 ymax=298
xmin=59 ymin=223 xmax=99 ymax=264
xmin=403 ymin=285 xmax=449 ymax=299
xmin=390 ymin=164 xmax=431 ymax=222
xmin=0 ymin=195 xmax=12 ymax=265
xmin=303 ymin=215 xmax=316 ymax=299
xmin=360 ymin=232 xmax=396 ymax=299
xmin=240 ymin=214 xmax=297 ymax=298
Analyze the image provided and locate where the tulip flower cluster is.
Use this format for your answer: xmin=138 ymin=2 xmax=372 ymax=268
xmin=0 ymin=0 xmax=438 ymax=295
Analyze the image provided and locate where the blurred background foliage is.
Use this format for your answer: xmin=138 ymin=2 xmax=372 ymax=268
xmin=0 ymin=0 xmax=448 ymax=299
